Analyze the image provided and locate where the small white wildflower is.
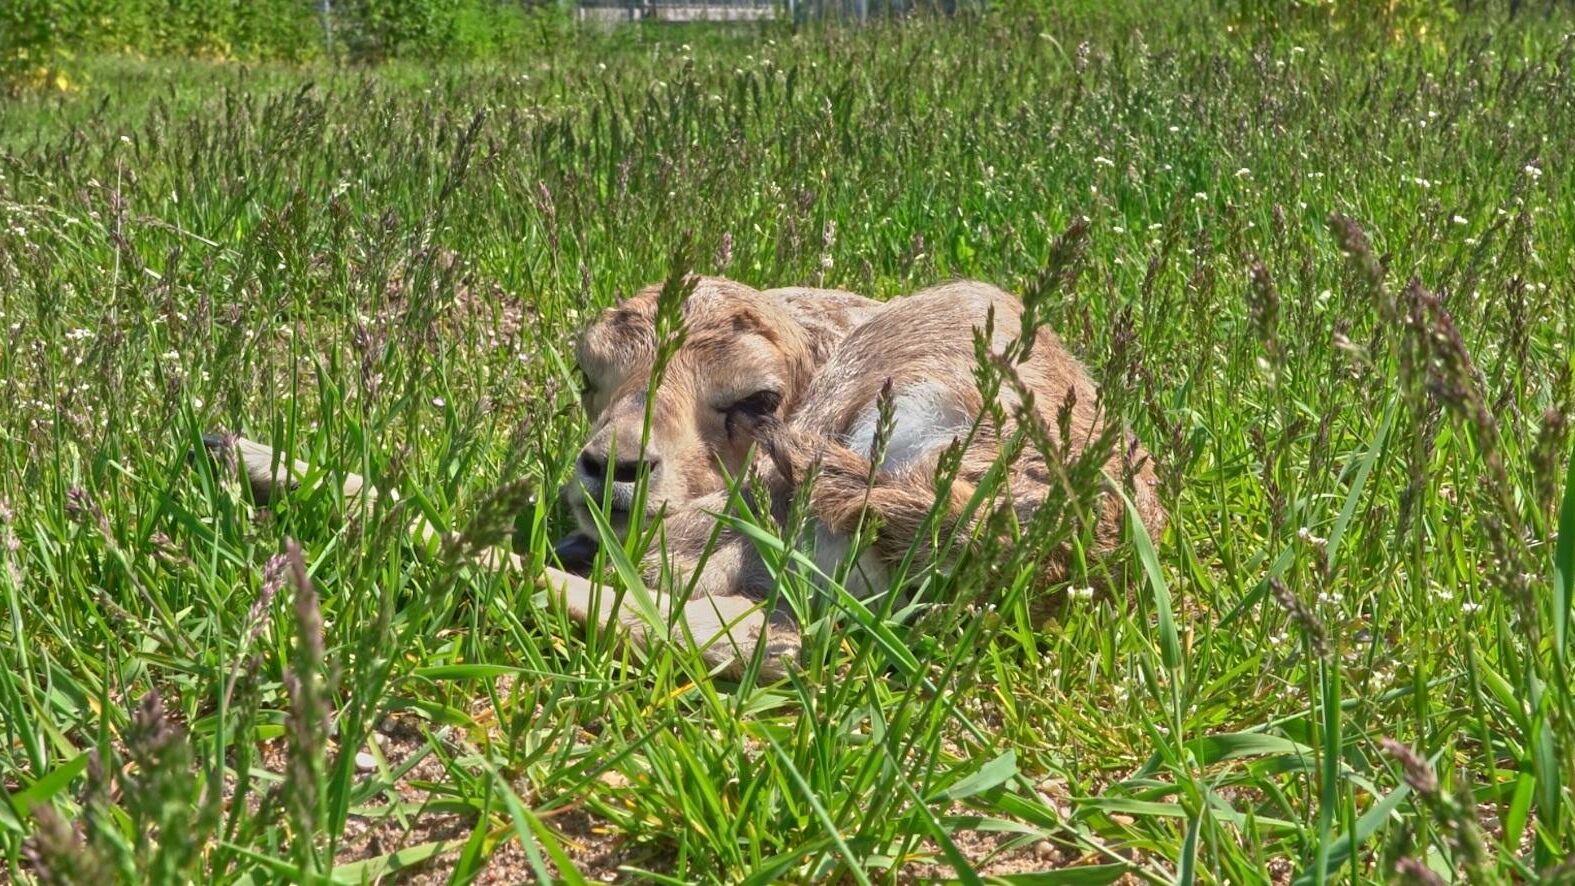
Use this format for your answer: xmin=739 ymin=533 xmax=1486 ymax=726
xmin=1093 ymin=156 xmax=1114 ymax=167
xmin=1070 ymin=586 xmax=1095 ymax=601
xmin=432 ymin=396 xmax=447 ymax=408
xmin=1112 ymin=226 xmax=1126 ymax=234
xmin=65 ymin=328 xmax=94 ymax=341
xmin=1235 ymin=167 xmax=1251 ymax=177
xmin=1193 ymin=191 xmax=1207 ymax=201
xmin=1462 ymin=601 xmax=1483 ymax=614
xmin=1452 ymin=215 xmax=1468 ymax=225
xmin=1524 ymin=163 xmax=1543 ymax=178
xmin=1297 ymin=527 xmax=1328 ymax=548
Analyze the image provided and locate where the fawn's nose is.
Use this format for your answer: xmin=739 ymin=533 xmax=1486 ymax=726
xmin=576 ymin=450 xmax=660 ymax=504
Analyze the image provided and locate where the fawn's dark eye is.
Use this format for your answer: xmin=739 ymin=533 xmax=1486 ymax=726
xmin=722 ymin=390 xmax=782 ymax=439
xmin=724 ymin=390 xmax=782 ymax=418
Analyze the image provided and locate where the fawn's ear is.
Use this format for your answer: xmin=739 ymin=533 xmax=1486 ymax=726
xmin=741 ymin=413 xmax=799 ymax=487
xmin=795 ymin=316 xmax=846 ymax=367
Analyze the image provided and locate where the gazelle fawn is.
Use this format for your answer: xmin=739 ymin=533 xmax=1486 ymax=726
xmin=209 ymin=278 xmax=1164 ymax=680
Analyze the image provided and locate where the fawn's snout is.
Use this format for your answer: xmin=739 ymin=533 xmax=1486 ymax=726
xmin=574 ymin=449 xmax=661 ymax=511
xmin=569 ymin=408 xmax=666 ymax=526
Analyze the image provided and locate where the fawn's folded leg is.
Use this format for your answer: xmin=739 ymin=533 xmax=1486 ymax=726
xmin=540 ymin=563 xmax=797 ymax=680
xmin=201 ymin=433 xmax=366 ymax=504
xmin=202 ymin=434 xmax=796 ymax=680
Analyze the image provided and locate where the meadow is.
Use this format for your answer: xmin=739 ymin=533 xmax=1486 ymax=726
xmin=2 ymin=3 xmax=1574 ymax=882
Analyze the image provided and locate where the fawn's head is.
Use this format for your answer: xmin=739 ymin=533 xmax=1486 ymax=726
xmin=563 ymin=277 xmax=823 ymax=539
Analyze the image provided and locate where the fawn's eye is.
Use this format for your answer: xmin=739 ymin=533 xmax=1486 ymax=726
xmin=724 ymin=390 xmax=782 ymax=418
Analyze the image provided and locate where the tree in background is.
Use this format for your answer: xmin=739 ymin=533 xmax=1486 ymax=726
xmin=2 ymin=0 xmax=546 ymax=92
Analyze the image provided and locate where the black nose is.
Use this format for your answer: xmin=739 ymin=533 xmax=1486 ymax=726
xmin=579 ymin=452 xmax=658 ymax=484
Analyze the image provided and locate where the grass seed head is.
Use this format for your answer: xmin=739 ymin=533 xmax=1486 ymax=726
xmin=1269 ymin=577 xmax=1329 ymax=659
xmin=23 ymin=805 xmax=108 ymax=886
xmin=1246 ymin=257 xmax=1281 ymax=366
xmin=1393 ymin=857 xmax=1446 ymax=885
xmin=1381 ymin=737 xmax=1440 ymax=801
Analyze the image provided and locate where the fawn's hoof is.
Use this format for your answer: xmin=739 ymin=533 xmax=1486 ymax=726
xmin=553 ymin=533 xmax=600 ymax=576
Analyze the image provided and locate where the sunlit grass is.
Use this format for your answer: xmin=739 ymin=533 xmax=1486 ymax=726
xmin=2 ymin=4 xmax=1574 ymax=882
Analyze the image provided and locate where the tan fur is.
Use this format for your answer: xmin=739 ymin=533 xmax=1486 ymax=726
xmin=646 ymin=281 xmax=1167 ymax=608
xmin=564 ymin=277 xmax=880 ymax=538
xmin=210 ymin=279 xmax=1165 ymax=682
xmin=209 ymin=277 xmax=882 ymax=683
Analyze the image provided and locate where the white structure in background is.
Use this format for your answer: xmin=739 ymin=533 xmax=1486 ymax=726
xmin=573 ymin=0 xmax=953 ymax=24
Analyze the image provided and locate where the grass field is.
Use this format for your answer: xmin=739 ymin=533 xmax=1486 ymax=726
xmin=3 ymin=4 xmax=1575 ymax=882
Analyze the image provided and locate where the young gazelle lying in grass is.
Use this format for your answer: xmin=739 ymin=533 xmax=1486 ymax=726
xmin=211 ymin=277 xmax=1165 ymax=680
xmin=212 ymin=277 xmax=880 ymax=679
xmin=599 ymin=280 xmax=1167 ymax=672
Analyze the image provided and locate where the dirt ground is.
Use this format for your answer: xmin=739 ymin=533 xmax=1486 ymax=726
xmin=310 ymin=709 xmax=1126 ymax=883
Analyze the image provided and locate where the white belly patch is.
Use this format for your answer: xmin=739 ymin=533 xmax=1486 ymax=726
xmin=843 ymin=380 xmax=974 ymax=474
xmin=811 ymin=522 xmax=889 ymax=600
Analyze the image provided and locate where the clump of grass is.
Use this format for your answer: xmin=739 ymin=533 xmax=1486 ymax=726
xmin=3 ymin=2 xmax=1575 ymax=881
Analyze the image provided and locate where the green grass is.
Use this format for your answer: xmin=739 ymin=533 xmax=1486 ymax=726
xmin=3 ymin=4 xmax=1575 ymax=882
